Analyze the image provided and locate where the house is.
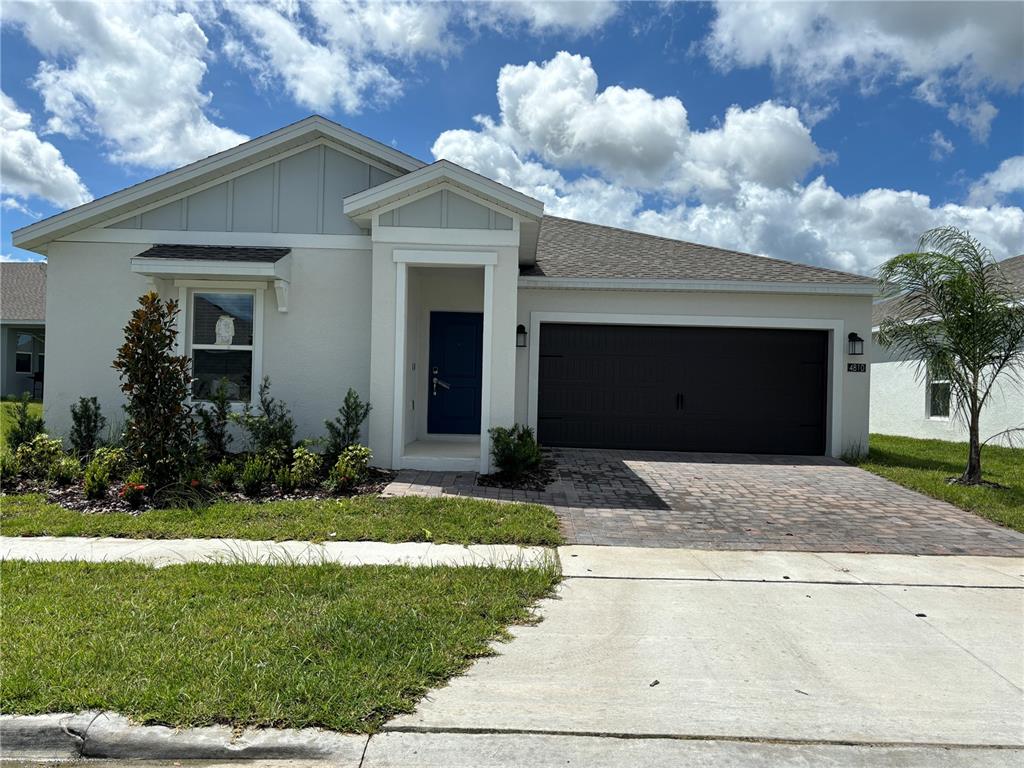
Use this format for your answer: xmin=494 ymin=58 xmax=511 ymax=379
xmin=0 ymin=262 xmax=46 ymax=399
xmin=11 ymin=116 xmax=877 ymax=472
xmin=870 ymin=254 xmax=1024 ymax=447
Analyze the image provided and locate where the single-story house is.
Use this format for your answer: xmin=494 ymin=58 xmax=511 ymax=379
xmin=12 ymin=116 xmax=876 ymax=472
xmin=0 ymin=261 xmax=46 ymax=399
xmin=870 ymin=254 xmax=1024 ymax=447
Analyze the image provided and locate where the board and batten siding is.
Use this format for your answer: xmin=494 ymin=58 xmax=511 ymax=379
xmin=379 ymin=189 xmax=513 ymax=230
xmin=106 ymin=146 xmax=396 ymax=236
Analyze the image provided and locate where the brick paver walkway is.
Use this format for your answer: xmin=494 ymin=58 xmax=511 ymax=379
xmin=384 ymin=447 xmax=1024 ymax=556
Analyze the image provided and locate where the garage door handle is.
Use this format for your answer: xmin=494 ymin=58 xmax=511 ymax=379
xmin=675 ymin=393 xmax=684 ymax=411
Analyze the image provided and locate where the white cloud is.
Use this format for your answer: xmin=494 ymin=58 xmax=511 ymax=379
xmin=470 ymin=1 xmax=620 ymax=34
xmin=4 ymin=0 xmax=247 ymax=170
xmin=433 ymin=52 xmax=1024 ymax=275
xmin=928 ymin=130 xmax=954 ymax=161
xmin=706 ymin=1 xmax=1024 ymax=139
xmin=0 ymin=91 xmax=90 ymax=209
xmin=968 ymin=156 xmax=1024 ymax=206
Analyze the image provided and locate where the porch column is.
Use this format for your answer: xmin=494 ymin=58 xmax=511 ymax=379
xmin=391 ymin=260 xmax=408 ymax=468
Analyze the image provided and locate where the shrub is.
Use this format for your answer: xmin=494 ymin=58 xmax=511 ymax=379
xmin=324 ymin=388 xmax=372 ymax=467
xmin=91 ymin=446 xmax=128 ymax=482
xmin=69 ymin=396 xmax=106 ymax=459
xmin=49 ymin=456 xmax=82 ymax=487
xmin=232 ymin=377 xmax=295 ymax=468
xmin=83 ymin=462 xmax=110 ymax=500
xmin=196 ymin=379 xmax=233 ymax=463
xmin=6 ymin=393 xmax=44 ymax=451
xmin=112 ymin=292 xmax=196 ymax=490
xmin=290 ymin=445 xmax=322 ymax=489
xmin=14 ymin=434 xmax=65 ymax=481
xmin=274 ymin=466 xmax=296 ymax=494
xmin=327 ymin=445 xmax=372 ymax=492
xmin=489 ymin=424 xmax=541 ymax=477
xmin=119 ymin=468 xmax=147 ymax=509
xmin=210 ymin=459 xmax=237 ymax=491
xmin=240 ymin=455 xmax=271 ymax=497
xmin=0 ymin=449 xmax=20 ymax=488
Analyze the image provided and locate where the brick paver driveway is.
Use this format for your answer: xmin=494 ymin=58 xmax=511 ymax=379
xmin=385 ymin=447 xmax=1024 ymax=556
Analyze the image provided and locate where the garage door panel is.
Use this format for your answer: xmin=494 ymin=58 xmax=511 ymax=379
xmin=537 ymin=324 xmax=827 ymax=455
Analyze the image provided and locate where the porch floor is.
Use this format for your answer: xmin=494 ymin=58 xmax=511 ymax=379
xmin=400 ymin=439 xmax=481 ymax=471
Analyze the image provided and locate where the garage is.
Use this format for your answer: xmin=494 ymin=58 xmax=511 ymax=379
xmin=537 ymin=323 xmax=829 ymax=455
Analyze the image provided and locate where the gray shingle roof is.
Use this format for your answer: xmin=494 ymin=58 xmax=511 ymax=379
xmin=0 ymin=262 xmax=46 ymax=322
xmin=522 ymin=216 xmax=878 ymax=286
xmin=872 ymin=253 xmax=1024 ymax=326
xmin=139 ymin=245 xmax=291 ymax=262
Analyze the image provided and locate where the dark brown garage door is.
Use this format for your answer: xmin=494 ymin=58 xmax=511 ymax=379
xmin=537 ymin=324 xmax=828 ymax=455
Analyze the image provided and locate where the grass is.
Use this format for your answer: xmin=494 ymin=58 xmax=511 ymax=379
xmin=0 ymin=493 xmax=563 ymax=545
xmin=0 ymin=399 xmax=43 ymax=452
xmin=1 ymin=559 xmax=558 ymax=731
xmin=851 ymin=434 xmax=1024 ymax=533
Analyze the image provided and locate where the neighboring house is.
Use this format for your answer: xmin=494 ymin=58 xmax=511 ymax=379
xmin=870 ymin=254 xmax=1024 ymax=447
xmin=12 ymin=116 xmax=877 ymax=472
xmin=0 ymin=262 xmax=46 ymax=399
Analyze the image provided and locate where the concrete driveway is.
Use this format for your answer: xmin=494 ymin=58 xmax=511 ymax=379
xmin=387 ymin=448 xmax=1024 ymax=555
xmin=388 ymin=547 xmax=1024 ymax=762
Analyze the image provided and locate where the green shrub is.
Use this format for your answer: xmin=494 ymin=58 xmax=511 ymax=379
xmin=327 ymin=445 xmax=372 ymax=492
xmin=0 ymin=449 xmax=20 ymax=488
xmin=210 ymin=459 xmax=237 ymax=491
xmin=49 ymin=456 xmax=82 ymax=487
xmin=112 ymin=292 xmax=196 ymax=489
xmin=240 ymin=455 xmax=271 ymax=497
xmin=324 ymin=388 xmax=372 ymax=467
xmin=274 ymin=466 xmax=296 ymax=494
xmin=91 ymin=446 xmax=128 ymax=482
xmin=232 ymin=377 xmax=295 ymax=468
xmin=290 ymin=445 xmax=322 ymax=489
xmin=488 ymin=424 xmax=541 ymax=477
xmin=196 ymin=379 xmax=233 ymax=463
xmin=69 ymin=396 xmax=106 ymax=459
xmin=14 ymin=434 xmax=65 ymax=480
xmin=6 ymin=393 xmax=44 ymax=451
xmin=119 ymin=468 xmax=147 ymax=510
xmin=83 ymin=461 xmax=111 ymax=500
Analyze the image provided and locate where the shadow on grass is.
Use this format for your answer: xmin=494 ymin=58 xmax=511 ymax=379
xmin=862 ymin=446 xmax=967 ymax=475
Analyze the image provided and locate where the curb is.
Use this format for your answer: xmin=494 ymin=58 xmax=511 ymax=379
xmin=0 ymin=711 xmax=367 ymax=763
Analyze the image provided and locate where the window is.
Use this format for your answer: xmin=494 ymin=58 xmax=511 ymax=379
xmin=188 ymin=290 xmax=257 ymax=402
xmin=928 ymin=379 xmax=951 ymax=419
xmin=15 ymin=333 xmax=32 ymax=373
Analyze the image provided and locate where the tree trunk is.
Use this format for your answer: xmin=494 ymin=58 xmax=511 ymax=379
xmin=961 ymin=405 xmax=983 ymax=485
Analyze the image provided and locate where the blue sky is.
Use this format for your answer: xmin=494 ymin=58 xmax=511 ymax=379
xmin=2 ymin=1 xmax=1022 ymax=273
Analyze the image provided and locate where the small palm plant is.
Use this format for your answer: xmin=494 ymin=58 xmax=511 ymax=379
xmin=877 ymin=227 xmax=1024 ymax=485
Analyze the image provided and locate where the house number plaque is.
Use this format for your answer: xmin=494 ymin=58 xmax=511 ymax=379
xmin=847 ymin=363 xmax=867 ymax=373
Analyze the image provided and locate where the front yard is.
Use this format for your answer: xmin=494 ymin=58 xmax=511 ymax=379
xmin=1 ymin=559 xmax=558 ymax=732
xmin=0 ymin=493 xmax=562 ymax=545
xmin=853 ymin=434 xmax=1024 ymax=533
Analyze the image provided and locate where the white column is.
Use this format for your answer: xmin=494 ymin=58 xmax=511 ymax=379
xmin=391 ymin=261 xmax=408 ymax=468
xmin=480 ymin=263 xmax=494 ymax=473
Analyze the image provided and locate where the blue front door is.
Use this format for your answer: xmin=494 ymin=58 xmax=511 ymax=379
xmin=428 ymin=311 xmax=483 ymax=435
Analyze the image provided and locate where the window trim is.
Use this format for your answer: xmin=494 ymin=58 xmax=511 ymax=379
xmin=178 ymin=282 xmax=264 ymax=405
xmin=926 ymin=377 xmax=952 ymax=420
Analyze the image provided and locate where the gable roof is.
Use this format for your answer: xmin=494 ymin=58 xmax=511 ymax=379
xmin=521 ymin=216 xmax=877 ymax=290
xmin=872 ymin=253 xmax=1024 ymax=327
xmin=0 ymin=262 xmax=47 ymax=323
xmin=12 ymin=115 xmax=425 ymax=254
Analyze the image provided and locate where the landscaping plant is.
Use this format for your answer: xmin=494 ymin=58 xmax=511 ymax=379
xmin=112 ymin=293 xmax=196 ymax=491
xmin=0 ymin=450 xmax=18 ymax=489
xmin=83 ymin=460 xmax=111 ymax=500
xmin=489 ymin=424 xmax=541 ymax=477
xmin=69 ymin=396 xmax=106 ymax=459
xmin=196 ymin=379 xmax=233 ymax=463
xmin=14 ymin=434 xmax=65 ymax=480
xmin=328 ymin=445 xmax=372 ymax=491
xmin=324 ymin=388 xmax=372 ymax=466
xmin=5 ymin=393 xmax=44 ymax=451
xmin=878 ymin=227 xmax=1024 ymax=484
xmin=119 ymin=469 xmax=147 ymax=510
xmin=210 ymin=459 xmax=237 ymax=491
xmin=49 ymin=456 xmax=82 ymax=487
xmin=290 ymin=445 xmax=322 ymax=489
xmin=240 ymin=455 xmax=271 ymax=497
xmin=233 ymin=377 xmax=295 ymax=468
xmin=274 ymin=466 xmax=297 ymax=494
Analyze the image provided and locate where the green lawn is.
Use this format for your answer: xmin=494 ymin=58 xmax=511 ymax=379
xmin=0 ymin=493 xmax=563 ymax=545
xmin=852 ymin=434 xmax=1024 ymax=533
xmin=0 ymin=399 xmax=43 ymax=452
xmin=1 ymin=560 xmax=558 ymax=731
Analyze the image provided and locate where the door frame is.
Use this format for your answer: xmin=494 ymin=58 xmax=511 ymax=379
xmin=526 ymin=311 xmax=845 ymax=457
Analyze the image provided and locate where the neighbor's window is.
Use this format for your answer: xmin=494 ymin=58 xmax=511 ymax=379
xmin=15 ymin=333 xmax=32 ymax=373
xmin=928 ymin=379 xmax=951 ymax=419
xmin=189 ymin=290 xmax=255 ymax=402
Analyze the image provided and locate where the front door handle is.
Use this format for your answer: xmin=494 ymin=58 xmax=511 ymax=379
xmin=432 ymin=376 xmax=451 ymax=396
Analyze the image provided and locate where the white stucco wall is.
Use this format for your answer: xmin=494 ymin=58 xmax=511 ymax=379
xmin=514 ymin=287 xmax=874 ymax=457
xmin=870 ymin=339 xmax=1024 ymax=446
xmin=43 ymin=240 xmax=373 ymax=446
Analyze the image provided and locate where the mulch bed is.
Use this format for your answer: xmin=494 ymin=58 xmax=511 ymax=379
xmin=476 ymin=454 xmax=557 ymax=492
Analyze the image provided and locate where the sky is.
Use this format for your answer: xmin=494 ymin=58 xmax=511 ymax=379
xmin=1 ymin=0 xmax=1022 ymax=275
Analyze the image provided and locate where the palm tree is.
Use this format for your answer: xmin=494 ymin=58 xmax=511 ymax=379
xmin=877 ymin=227 xmax=1024 ymax=484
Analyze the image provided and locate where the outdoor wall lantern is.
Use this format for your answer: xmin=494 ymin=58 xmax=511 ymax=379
xmin=516 ymin=324 xmax=528 ymax=348
xmin=847 ymin=332 xmax=865 ymax=356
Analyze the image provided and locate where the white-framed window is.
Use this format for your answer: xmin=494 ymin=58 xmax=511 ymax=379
xmin=15 ymin=333 xmax=32 ymax=373
xmin=182 ymin=286 xmax=263 ymax=403
xmin=927 ymin=378 xmax=951 ymax=419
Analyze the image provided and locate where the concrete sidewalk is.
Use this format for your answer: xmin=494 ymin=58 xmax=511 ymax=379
xmin=0 ymin=536 xmax=551 ymax=569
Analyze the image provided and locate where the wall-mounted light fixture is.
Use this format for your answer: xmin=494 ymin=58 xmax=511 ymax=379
xmin=847 ymin=332 xmax=865 ymax=356
xmin=516 ymin=324 xmax=528 ymax=348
